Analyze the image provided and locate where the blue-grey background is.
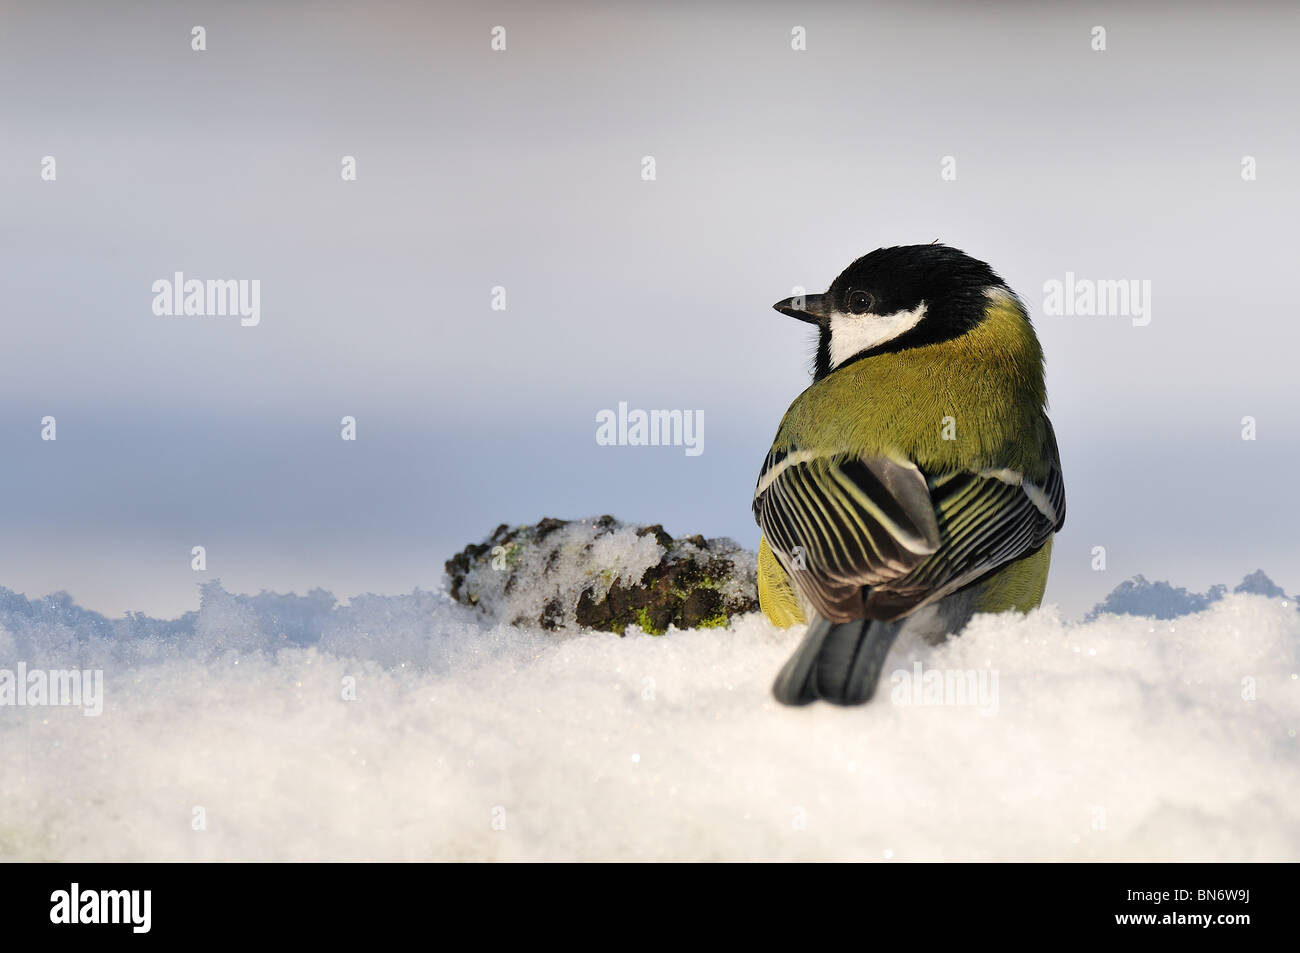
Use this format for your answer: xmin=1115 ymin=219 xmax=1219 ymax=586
xmin=2 ymin=0 xmax=1297 ymax=617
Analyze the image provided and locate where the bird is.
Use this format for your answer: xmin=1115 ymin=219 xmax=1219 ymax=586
xmin=754 ymin=244 xmax=1065 ymax=706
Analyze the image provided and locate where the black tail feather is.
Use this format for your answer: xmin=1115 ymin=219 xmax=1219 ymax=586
xmin=772 ymin=616 xmax=902 ymax=706
xmin=771 ymin=616 xmax=836 ymax=705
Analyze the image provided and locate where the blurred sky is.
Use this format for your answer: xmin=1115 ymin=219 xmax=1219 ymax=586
xmin=2 ymin=0 xmax=1298 ymax=617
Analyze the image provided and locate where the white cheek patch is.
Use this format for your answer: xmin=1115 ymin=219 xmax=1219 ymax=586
xmin=827 ymin=302 xmax=927 ymax=368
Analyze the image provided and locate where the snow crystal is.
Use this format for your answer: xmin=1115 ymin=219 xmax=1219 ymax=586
xmin=0 ymin=573 xmax=1296 ymax=861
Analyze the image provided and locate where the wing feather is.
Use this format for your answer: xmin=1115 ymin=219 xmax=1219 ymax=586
xmin=754 ymin=423 xmax=1065 ymax=622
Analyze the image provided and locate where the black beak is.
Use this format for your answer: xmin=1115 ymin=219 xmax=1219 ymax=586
xmin=773 ymin=293 xmax=829 ymax=324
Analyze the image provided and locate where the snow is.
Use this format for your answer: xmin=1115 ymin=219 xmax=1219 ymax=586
xmin=1 ymin=571 xmax=1297 ymax=861
xmin=450 ymin=516 xmax=757 ymax=629
xmin=453 ymin=517 xmax=668 ymax=627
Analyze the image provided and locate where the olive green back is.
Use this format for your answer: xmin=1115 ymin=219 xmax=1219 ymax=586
xmin=773 ymin=297 xmax=1051 ymax=480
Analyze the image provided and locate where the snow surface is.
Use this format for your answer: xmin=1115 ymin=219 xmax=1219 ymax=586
xmin=1 ymin=571 xmax=1298 ymax=861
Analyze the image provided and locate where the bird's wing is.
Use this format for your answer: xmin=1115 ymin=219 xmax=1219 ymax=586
xmin=879 ymin=456 xmax=1064 ymax=616
xmin=753 ymin=428 xmax=1065 ymax=623
xmin=752 ymin=450 xmax=943 ymax=622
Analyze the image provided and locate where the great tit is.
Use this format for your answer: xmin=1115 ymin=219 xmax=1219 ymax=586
xmin=754 ymin=244 xmax=1065 ymax=706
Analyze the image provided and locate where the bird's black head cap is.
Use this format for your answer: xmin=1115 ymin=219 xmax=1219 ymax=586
xmin=774 ymin=244 xmax=1020 ymax=381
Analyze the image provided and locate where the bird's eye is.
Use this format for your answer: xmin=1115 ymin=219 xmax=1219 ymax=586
xmin=847 ymin=290 xmax=875 ymax=315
